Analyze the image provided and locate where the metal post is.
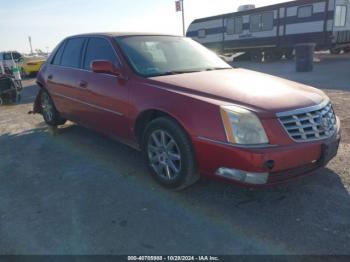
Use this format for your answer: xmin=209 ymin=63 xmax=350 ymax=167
xmin=28 ymin=36 xmax=33 ymax=55
xmin=181 ymin=0 xmax=185 ymax=36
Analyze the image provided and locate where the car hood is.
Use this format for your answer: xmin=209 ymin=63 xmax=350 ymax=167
xmin=149 ymin=68 xmax=326 ymax=116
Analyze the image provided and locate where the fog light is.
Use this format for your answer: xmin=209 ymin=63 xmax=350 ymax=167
xmin=215 ymin=167 xmax=268 ymax=185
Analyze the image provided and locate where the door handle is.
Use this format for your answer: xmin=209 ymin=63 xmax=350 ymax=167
xmin=79 ymin=80 xmax=88 ymax=88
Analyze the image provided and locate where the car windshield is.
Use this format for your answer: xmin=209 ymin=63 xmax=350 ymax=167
xmin=116 ymin=35 xmax=231 ymax=77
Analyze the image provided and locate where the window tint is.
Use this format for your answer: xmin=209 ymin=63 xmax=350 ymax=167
xmin=250 ymin=14 xmax=261 ymax=32
xmin=335 ymin=5 xmax=347 ymax=27
xmin=261 ymin=12 xmax=273 ymax=31
xmin=60 ymin=38 xmax=85 ymax=68
xmin=298 ymin=6 xmax=313 ymax=18
xmin=52 ymin=43 xmax=65 ymax=65
xmin=198 ymin=29 xmax=206 ymax=38
xmin=83 ymin=38 xmax=118 ymax=70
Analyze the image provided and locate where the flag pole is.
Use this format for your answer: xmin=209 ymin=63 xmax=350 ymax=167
xmin=181 ymin=0 xmax=185 ymax=36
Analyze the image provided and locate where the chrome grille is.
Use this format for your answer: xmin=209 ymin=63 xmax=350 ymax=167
xmin=277 ymin=100 xmax=337 ymax=142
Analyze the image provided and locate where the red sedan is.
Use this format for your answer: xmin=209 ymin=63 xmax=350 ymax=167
xmin=34 ymin=33 xmax=341 ymax=189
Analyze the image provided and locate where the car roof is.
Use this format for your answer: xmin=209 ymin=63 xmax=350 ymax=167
xmin=68 ymin=32 xmax=182 ymax=38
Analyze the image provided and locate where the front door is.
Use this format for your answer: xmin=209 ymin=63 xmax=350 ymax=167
xmin=75 ymin=37 xmax=131 ymax=141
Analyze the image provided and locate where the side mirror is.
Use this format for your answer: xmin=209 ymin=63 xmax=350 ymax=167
xmin=91 ymin=60 xmax=124 ymax=78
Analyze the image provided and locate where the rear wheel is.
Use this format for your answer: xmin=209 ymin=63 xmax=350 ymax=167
xmin=330 ymin=48 xmax=341 ymax=55
xmin=343 ymin=47 xmax=350 ymax=53
xmin=142 ymin=117 xmax=199 ymax=190
xmin=40 ymin=90 xmax=66 ymax=126
xmin=284 ymin=49 xmax=294 ymax=60
xmin=250 ymin=51 xmax=263 ymax=62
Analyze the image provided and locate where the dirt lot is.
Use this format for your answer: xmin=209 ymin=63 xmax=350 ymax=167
xmin=0 ymin=53 xmax=349 ymax=255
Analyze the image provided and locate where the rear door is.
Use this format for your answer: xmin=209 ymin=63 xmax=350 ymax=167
xmin=76 ymin=37 xmax=130 ymax=141
xmin=45 ymin=37 xmax=88 ymax=122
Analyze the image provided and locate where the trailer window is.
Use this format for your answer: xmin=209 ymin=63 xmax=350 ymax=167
xmin=235 ymin=17 xmax=243 ymax=34
xmin=198 ymin=29 xmax=206 ymax=38
xmin=298 ymin=6 xmax=313 ymax=18
xmin=261 ymin=12 xmax=273 ymax=31
xmin=250 ymin=14 xmax=261 ymax=32
xmin=226 ymin=17 xmax=243 ymax=35
xmin=250 ymin=12 xmax=273 ymax=32
xmin=335 ymin=5 xmax=347 ymax=27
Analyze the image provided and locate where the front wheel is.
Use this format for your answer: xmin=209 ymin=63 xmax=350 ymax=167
xmin=40 ymin=90 xmax=66 ymax=126
xmin=142 ymin=117 xmax=199 ymax=190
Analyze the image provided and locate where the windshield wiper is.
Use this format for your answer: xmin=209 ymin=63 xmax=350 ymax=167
xmin=150 ymin=70 xmax=204 ymax=77
xmin=204 ymin=67 xmax=232 ymax=71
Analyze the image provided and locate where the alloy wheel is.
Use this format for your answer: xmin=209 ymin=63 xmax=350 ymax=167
xmin=147 ymin=130 xmax=182 ymax=180
xmin=41 ymin=92 xmax=54 ymax=122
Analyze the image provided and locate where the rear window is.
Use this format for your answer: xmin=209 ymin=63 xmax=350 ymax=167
xmin=60 ymin=38 xmax=85 ymax=68
xmin=83 ymin=38 xmax=118 ymax=70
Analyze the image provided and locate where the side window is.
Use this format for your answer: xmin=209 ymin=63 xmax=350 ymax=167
xmin=3 ymin=53 xmax=12 ymax=60
xmin=60 ymin=38 xmax=85 ymax=68
xmin=235 ymin=17 xmax=243 ymax=34
xmin=52 ymin=42 xmax=65 ymax=65
xmin=298 ymin=5 xmax=313 ymax=18
xmin=12 ymin=52 xmax=22 ymax=60
xmin=83 ymin=38 xmax=118 ymax=70
xmin=335 ymin=5 xmax=347 ymax=27
xmin=250 ymin=14 xmax=261 ymax=32
xmin=261 ymin=12 xmax=273 ymax=31
xmin=250 ymin=12 xmax=274 ymax=32
xmin=198 ymin=29 xmax=206 ymax=38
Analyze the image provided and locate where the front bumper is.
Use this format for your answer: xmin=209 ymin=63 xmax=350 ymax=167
xmin=192 ymin=119 xmax=341 ymax=186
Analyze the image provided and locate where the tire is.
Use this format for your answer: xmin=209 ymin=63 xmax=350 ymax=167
xmin=40 ymin=89 xmax=66 ymax=126
xmin=264 ymin=51 xmax=280 ymax=62
xmin=330 ymin=48 xmax=341 ymax=55
xmin=343 ymin=47 xmax=350 ymax=53
xmin=284 ymin=49 xmax=294 ymax=60
xmin=250 ymin=51 xmax=263 ymax=62
xmin=142 ymin=117 xmax=199 ymax=190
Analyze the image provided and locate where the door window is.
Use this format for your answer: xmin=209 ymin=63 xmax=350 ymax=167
xmin=335 ymin=5 xmax=347 ymax=27
xmin=52 ymin=42 xmax=65 ymax=65
xmin=83 ymin=38 xmax=118 ymax=70
xmin=60 ymin=38 xmax=85 ymax=68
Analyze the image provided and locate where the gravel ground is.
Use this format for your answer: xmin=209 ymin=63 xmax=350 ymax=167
xmin=0 ymin=53 xmax=349 ymax=255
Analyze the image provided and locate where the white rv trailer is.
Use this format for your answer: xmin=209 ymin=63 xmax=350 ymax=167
xmin=186 ymin=0 xmax=350 ymax=61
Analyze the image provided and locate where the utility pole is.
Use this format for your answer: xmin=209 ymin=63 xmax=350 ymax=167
xmin=28 ymin=36 xmax=33 ymax=55
xmin=181 ymin=0 xmax=185 ymax=36
xmin=176 ymin=0 xmax=186 ymax=36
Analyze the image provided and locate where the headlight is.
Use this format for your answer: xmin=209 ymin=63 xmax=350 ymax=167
xmin=220 ymin=105 xmax=269 ymax=145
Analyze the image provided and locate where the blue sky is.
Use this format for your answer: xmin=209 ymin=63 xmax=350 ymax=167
xmin=0 ymin=0 xmax=285 ymax=53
